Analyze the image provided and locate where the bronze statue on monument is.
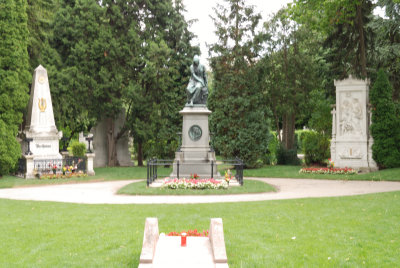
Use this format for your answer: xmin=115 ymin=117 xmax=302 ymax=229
xmin=186 ymin=55 xmax=208 ymax=106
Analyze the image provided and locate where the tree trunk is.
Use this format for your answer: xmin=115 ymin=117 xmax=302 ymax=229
xmin=356 ymin=3 xmax=367 ymax=77
xmin=281 ymin=112 xmax=296 ymax=150
xmin=106 ymin=117 xmax=118 ymax=167
xmin=137 ymin=141 xmax=143 ymax=166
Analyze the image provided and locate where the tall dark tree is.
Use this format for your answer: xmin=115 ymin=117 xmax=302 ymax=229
xmin=370 ymin=0 xmax=400 ymax=99
xmin=128 ymin=0 xmax=199 ymax=165
xmin=262 ymin=9 xmax=324 ymax=152
xmin=50 ymin=0 xmax=140 ymax=166
xmin=27 ymin=0 xmax=59 ymax=70
xmin=49 ymin=0 xmax=198 ymax=166
xmin=0 ymin=0 xmax=31 ymax=175
xmin=208 ymin=0 xmax=270 ymax=168
xmin=370 ymin=69 xmax=400 ymax=168
xmin=291 ymin=0 xmax=374 ymax=79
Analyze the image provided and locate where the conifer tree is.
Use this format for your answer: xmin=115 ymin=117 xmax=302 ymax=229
xmin=370 ymin=69 xmax=400 ymax=168
xmin=0 ymin=0 xmax=30 ymax=175
xmin=129 ymin=0 xmax=199 ymax=164
xmin=208 ymin=0 xmax=270 ymax=168
xmin=49 ymin=0 xmax=199 ymax=165
xmin=27 ymin=0 xmax=58 ymax=70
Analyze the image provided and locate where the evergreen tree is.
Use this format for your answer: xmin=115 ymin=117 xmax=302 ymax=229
xmin=51 ymin=0 xmax=143 ymax=166
xmin=128 ymin=0 xmax=199 ymax=165
xmin=49 ymin=0 xmax=198 ymax=165
xmin=0 ymin=0 xmax=31 ymax=175
xmin=370 ymin=69 xmax=400 ymax=168
xmin=262 ymin=8 xmax=325 ymax=155
xmin=291 ymin=0 xmax=374 ymax=79
xmin=27 ymin=0 xmax=59 ymax=70
xmin=370 ymin=0 xmax=400 ymax=99
xmin=208 ymin=0 xmax=270 ymax=168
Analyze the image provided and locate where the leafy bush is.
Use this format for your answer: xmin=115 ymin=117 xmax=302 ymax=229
xmin=265 ymin=132 xmax=278 ymax=165
xmin=277 ymin=143 xmax=300 ymax=165
xmin=307 ymin=89 xmax=333 ymax=135
xmin=302 ymin=131 xmax=330 ymax=166
xmin=70 ymin=140 xmax=87 ymax=157
xmin=370 ymin=69 xmax=400 ymax=168
xmin=296 ymin=129 xmax=311 ymax=153
xmin=0 ymin=120 xmax=22 ymax=176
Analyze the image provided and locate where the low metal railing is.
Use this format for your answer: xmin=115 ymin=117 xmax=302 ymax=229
xmin=34 ymin=156 xmax=86 ymax=174
xmin=146 ymin=157 xmax=244 ymax=186
xmin=17 ymin=158 xmax=27 ymax=175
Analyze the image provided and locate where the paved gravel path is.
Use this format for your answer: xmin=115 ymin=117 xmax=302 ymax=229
xmin=0 ymin=178 xmax=399 ymax=204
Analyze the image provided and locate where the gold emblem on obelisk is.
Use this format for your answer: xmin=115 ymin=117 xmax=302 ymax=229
xmin=38 ymin=76 xmax=45 ymax=84
xmin=38 ymin=98 xmax=47 ymax=112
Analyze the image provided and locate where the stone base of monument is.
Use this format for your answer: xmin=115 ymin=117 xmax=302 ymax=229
xmin=170 ymin=106 xmax=222 ymax=179
xmin=138 ymin=218 xmax=229 ymax=268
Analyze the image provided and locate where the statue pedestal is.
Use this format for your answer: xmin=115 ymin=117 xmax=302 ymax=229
xmin=171 ymin=106 xmax=220 ymax=179
xmin=86 ymin=153 xmax=96 ymax=176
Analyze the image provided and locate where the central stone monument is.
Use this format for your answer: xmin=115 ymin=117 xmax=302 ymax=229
xmin=171 ymin=55 xmax=219 ymax=179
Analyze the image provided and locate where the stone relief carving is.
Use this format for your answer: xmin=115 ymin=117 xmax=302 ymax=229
xmin=339 ymin=98 xmax=363 ymax=136
xmin=339 ymin=147 xmax=363 ymax=159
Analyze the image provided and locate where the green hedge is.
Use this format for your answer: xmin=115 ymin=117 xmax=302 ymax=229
xmin=370 ymin=69 xmax=400 ymax=168
xmin=302 ymin=131 xmax=330 ymax=166
xmin=70 ymin=141 xmax=87 ymax=157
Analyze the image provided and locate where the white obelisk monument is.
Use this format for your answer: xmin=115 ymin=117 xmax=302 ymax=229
xmin=22 ymin=65 xmax=62 ymax=178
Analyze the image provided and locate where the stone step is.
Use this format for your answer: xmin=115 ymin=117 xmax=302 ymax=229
xmin=139 ymin=218 xmax=229 ymax=268
xmin=152 ymin=235 xmax=215 ymax=268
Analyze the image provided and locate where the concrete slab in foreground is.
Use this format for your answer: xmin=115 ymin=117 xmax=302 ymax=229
xmin=139 ymin=218 xmax=228 ymax=268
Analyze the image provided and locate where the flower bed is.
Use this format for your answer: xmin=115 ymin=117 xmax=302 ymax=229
xmin=167 ymin=229 xmax=209 ymax=237
xmin=299 ymin=167 xmax=357 ymax=175
xmin=162 ymin=178 xmax=228 ymax=190
xmin=40 ymin=173 xmax=88 ymax=180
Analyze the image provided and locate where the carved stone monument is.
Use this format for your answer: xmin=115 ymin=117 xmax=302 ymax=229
xmin=330 ymin=76 xmax=377 ymax=171
xmin=21 ymin=65 xmax=62 ymax=178
xmin=170 ymin=56 xmax=219 ymax=178
xmin=86 ymin=111 xmax=134 ymax=168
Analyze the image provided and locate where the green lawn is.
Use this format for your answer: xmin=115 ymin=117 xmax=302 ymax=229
xmin=118 ymin=179 xmax=275 ymax=195
xmin=244 ymin=165 xmax=400 ymax=181
xmin=0 ymin=192 xmax=399 ymax=267
xmin=0 ymin=166 xmax=170 ymax=189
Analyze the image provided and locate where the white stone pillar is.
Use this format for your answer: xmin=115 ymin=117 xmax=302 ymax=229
xmin=24 ymin=155 xmax=35 ymax=179
xmin=86 ymin=153 xmax=95 ymax=176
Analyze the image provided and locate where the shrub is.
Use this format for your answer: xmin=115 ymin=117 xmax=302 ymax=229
xmin=302 ymin=131 xmax=330 ymax=166
xmin=70 ymin=140 xmax=87 ymax=157
xmin=277 ymin=143 xmax=300 ymax=165
xmin=0 ymin=120 xmax=22 ymax=176
xmin=370 ymin=69 xmax=400 ymax=168
xmin=264 ymin=132 xmax=278 ymax=165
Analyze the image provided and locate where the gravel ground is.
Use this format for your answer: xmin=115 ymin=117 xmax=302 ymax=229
xmin=0 ymin=178 xmax=399 ymax=204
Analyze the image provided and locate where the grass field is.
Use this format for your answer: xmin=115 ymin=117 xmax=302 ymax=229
xmin=0 ymin=192 xmax=399 ymax=267
xmin=117 ymin=179 xmax=275 ymax=195
xmin=244 ymin=165 xmax=400 ymax=181
xmin=0 ymin=167 xmax=169 ymax=189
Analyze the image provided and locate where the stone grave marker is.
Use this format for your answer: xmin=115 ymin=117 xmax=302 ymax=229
xmin=330 ymin=76 xmax=377 ymax=171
